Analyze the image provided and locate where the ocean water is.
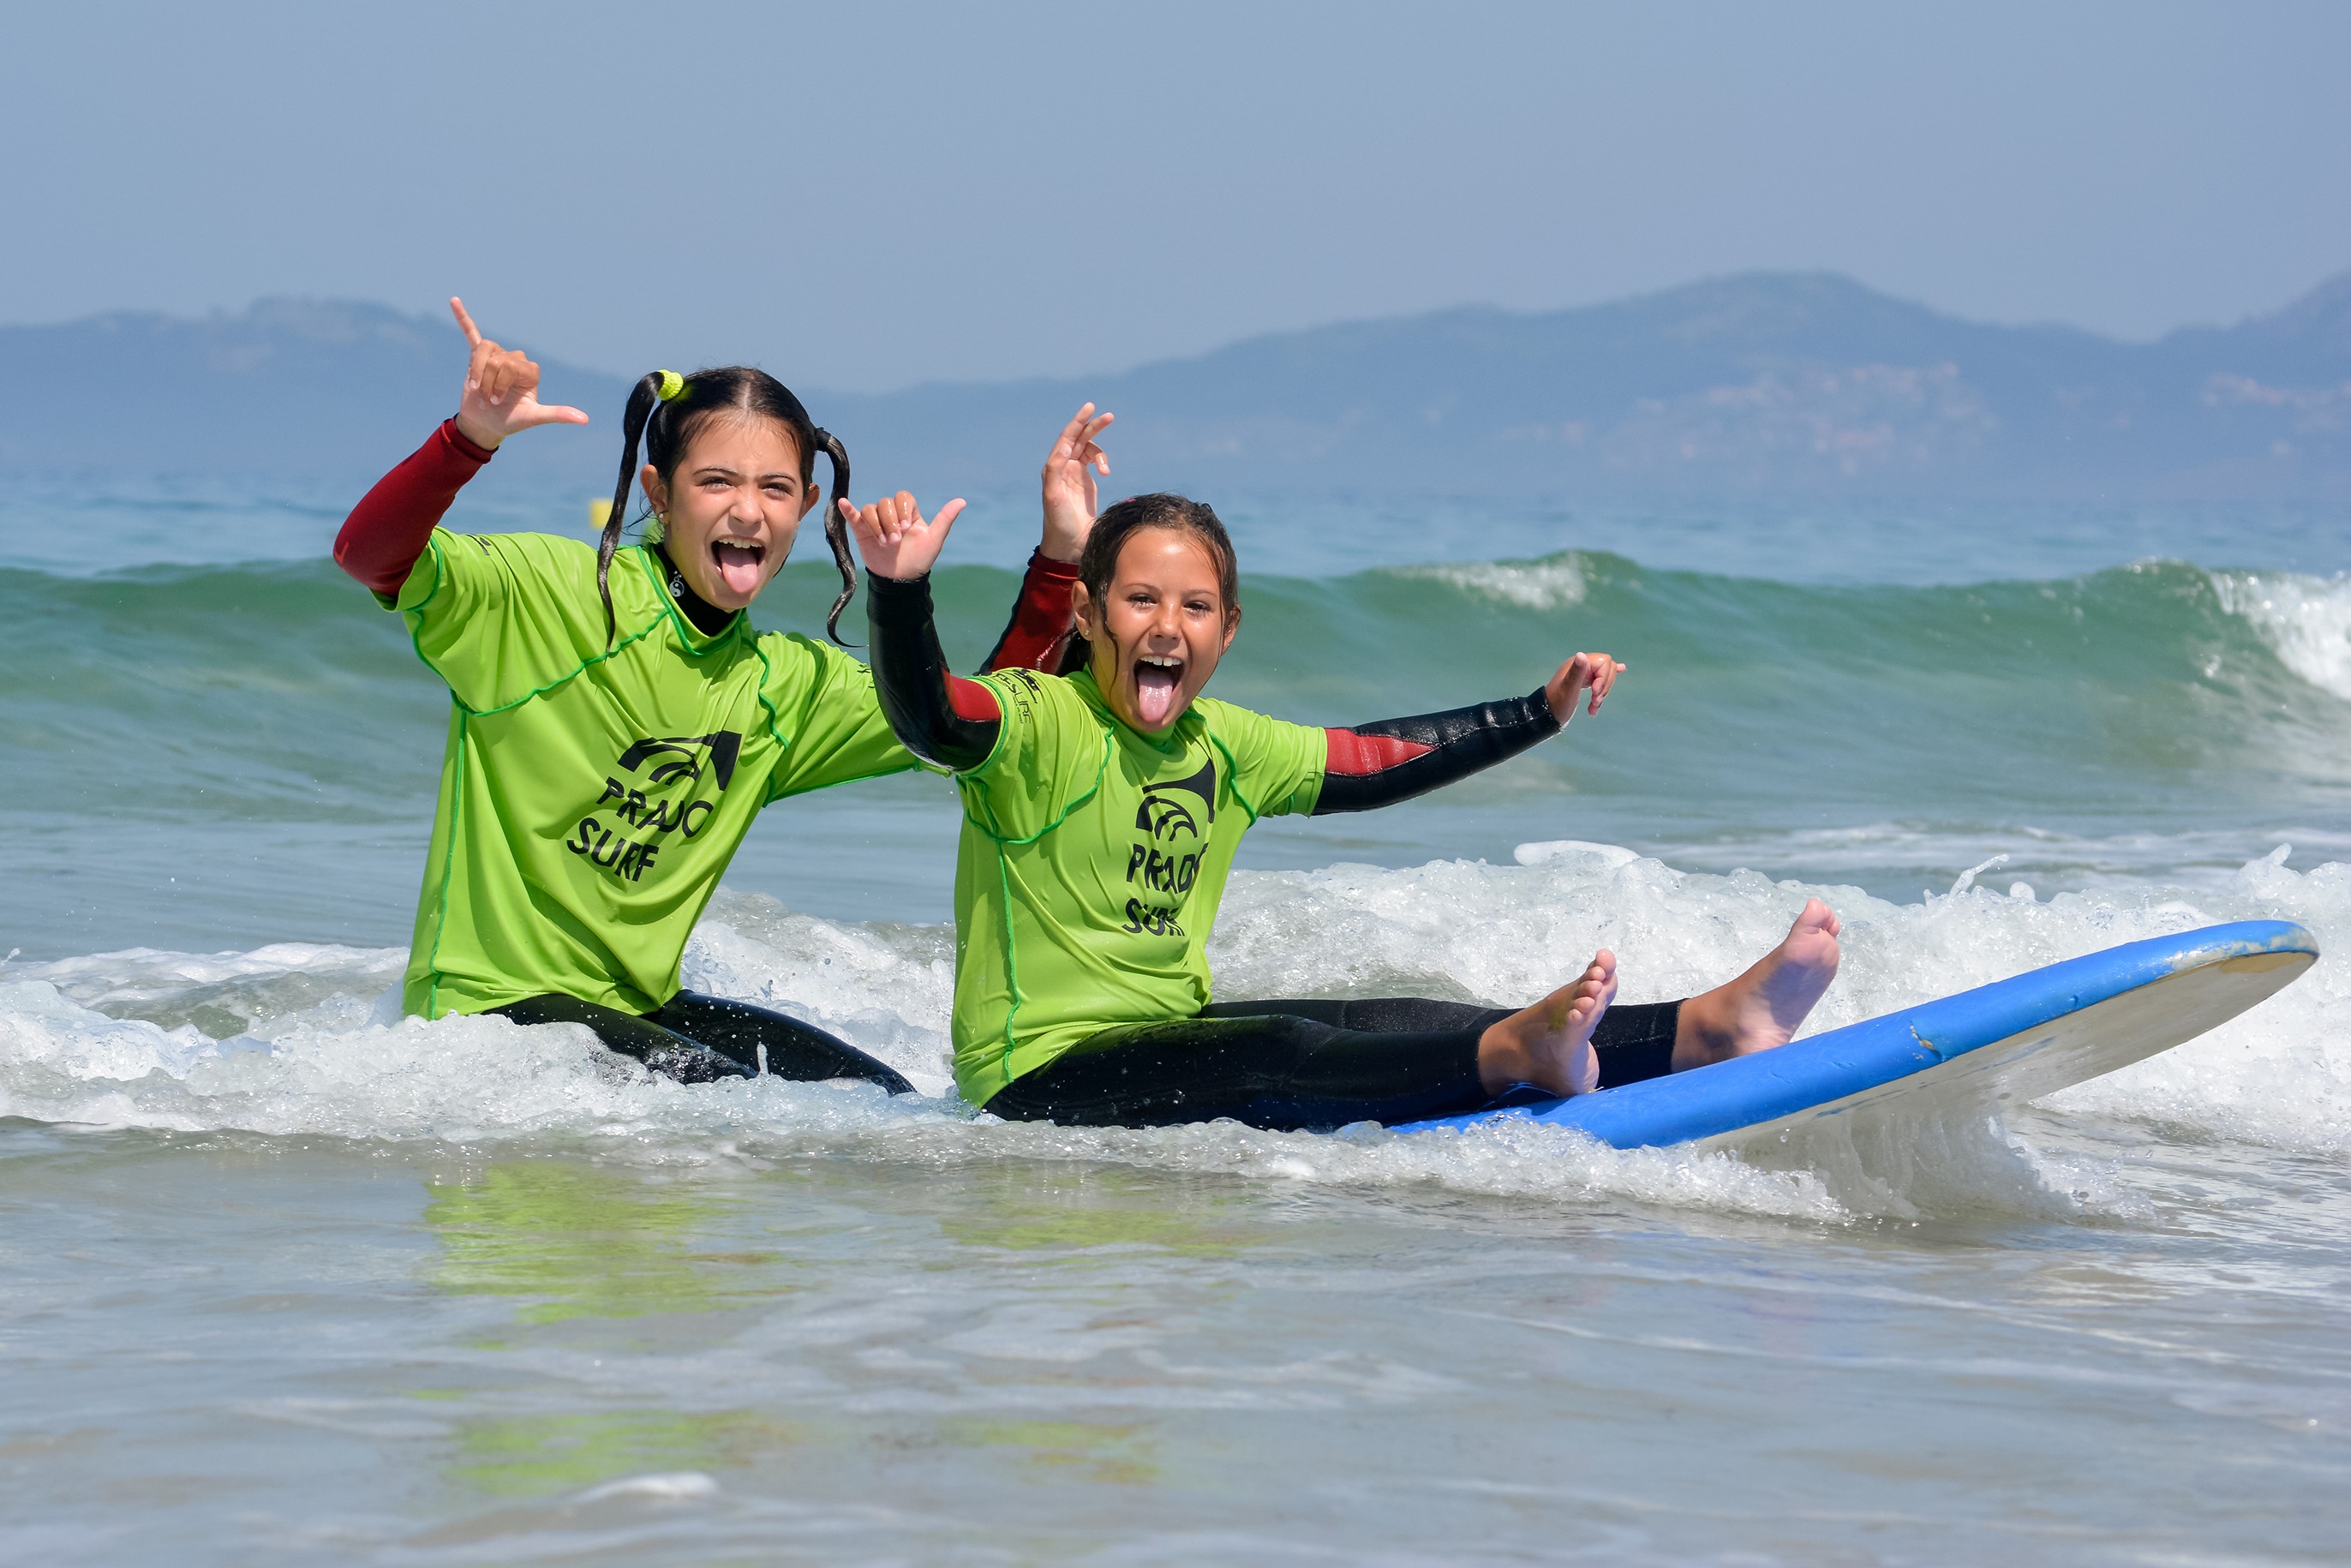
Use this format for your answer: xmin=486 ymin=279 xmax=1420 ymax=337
xmin=3 ymin=480 xmax=2349 ymax=1562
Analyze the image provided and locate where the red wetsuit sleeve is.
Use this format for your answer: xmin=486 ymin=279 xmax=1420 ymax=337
xmin=1314 ymin=691 xmax=1563 ymax=814
xmin=333 ymin=419 xmax=498 ymax=595
xmin=1325 ymin=729 xmax=1436 ymax=775
xmin=979 ymin=549 xmax=1084 ymax=673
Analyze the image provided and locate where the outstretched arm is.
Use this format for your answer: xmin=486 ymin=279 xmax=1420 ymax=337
xmin=845 ymin=494 xmax=1003 ymax=771
xmin=1313 ymin=652 xmax=1623 ymax=815
xmin=332 ymin=297 xmax=589 ymax=595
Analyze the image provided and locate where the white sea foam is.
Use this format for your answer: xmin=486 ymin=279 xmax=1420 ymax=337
xmin=1512 ymin=839 xmax=1642 ymax=870
xmin=2212 ymin=568 xmax=2351 ymax=701
xmin=5 ymin=847 xmax=2343 ymax=1218
xmin=1403 ymin=555 xmax=1588 ymax=608
xmin=576 ymin=1472 xmax=722 ymax=1504
xmin=1630 ymin=819 xmax=2351 ymax=891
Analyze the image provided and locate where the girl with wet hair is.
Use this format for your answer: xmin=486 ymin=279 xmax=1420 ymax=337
xmin=841 ymin=413 xmax=1846 ymax=1130
xmin=332 ymin=298 xmax=1086 ymax=1086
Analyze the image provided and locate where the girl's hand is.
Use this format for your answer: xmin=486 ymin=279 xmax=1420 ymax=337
xmin=448 ymin=296 xmax=590 ymax=450
xmin=1546 ymin=651 xmax=1625 ymax=723
xmin=842 ymin=492 xmax=966 ymax=581
xmin=1040 ymin=403 xmax=1114 ymax=563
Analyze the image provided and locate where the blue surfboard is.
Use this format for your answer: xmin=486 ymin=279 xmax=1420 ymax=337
xmin=1400 ymin=920 xmax=2318 ymax=1150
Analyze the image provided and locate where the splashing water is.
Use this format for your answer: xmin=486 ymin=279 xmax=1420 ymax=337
xmin=8 ymin=845 xmax=2341 ymax=1225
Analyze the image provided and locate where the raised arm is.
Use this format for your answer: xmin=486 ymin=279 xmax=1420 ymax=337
xmin=1313 ymin=652 xmax=1624 ymax=815
xmin=332 ymin=297 xmax=588 ymax=595
xmin=867 ymin=571 xmax=1004 ymax=770
xmin=846 ymin=494 xmax=1002 ymax=771
xmin=335 ymin=419 xmax=498 ymax=595
xmin=976 ymin=404 xmax=1114 ymax=675
xmin=978 ymin=551 xmax=1086 ymax=674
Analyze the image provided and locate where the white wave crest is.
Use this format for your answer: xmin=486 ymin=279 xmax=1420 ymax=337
xmin=2212 ymin=568 xmax=2351 ymax=701
xmin=1403 ymin=555 xmax=1588 ymax=609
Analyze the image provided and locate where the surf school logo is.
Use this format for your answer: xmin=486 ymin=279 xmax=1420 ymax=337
xmin=617 ymin=732 xmax=740 ymax=789
xmin=1122 ymin=760 xmax=1215 ymax=937
xmin=1136 ymin=762 xmax=1214 ymax=841
xmin=565 ymin=732 xmax=744 ymax=883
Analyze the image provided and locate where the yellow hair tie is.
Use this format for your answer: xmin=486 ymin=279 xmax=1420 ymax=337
xmin=655 ymin=369 xmax=687 ymax=403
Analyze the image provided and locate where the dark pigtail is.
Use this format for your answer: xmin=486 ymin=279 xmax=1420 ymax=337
xmin=812 ymin=427 xmax=858 ymax=645
xmin=600 ymin=373 xmax=666 ymax=649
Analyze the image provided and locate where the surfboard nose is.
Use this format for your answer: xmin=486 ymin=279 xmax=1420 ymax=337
xmin=2180 ymin=919 xmax=2320 ymax=970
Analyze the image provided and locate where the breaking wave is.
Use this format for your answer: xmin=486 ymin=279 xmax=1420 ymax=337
xmin=6 ymin=842 xmax=2340 ymax=1224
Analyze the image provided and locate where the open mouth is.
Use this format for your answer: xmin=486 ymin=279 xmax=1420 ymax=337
xmin=710 ymin=538 xmax=766 ymax=598
xmin=1132 ymin=653 xmax=1186 ymax=728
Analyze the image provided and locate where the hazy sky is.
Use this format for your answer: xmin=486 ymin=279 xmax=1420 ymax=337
xmin=4 ymin=2 xmax=2346 ymax=392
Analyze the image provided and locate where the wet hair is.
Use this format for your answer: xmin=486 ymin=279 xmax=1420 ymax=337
xmin=1078 ymin=494 xmax=1241 ymax=631
xmin=598 ymin=367 xmax=856 ymax=647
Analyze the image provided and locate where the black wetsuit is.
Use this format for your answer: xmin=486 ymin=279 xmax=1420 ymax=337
xmin=867 ymin=571 xmax=1687 ymax=1132
xmin=490 ymin=990 xmax=915 ymax=1092
xmin=984 ymin=996 xmax=1682 ymax=1131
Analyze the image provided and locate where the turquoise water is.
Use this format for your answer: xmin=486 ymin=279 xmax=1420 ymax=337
xmin=3 ymin=482 xmax=2349 ymax=1561
xmin=12 ymin=542 xmax=2351 ymax=955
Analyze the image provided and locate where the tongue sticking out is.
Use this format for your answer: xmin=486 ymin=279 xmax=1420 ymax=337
xmin=712 ymin=541 xmax=764 ymax=599
xmin=1133 ymin=660 xmax=1183 ymax=728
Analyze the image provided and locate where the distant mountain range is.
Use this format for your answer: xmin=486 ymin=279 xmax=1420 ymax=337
xmin=4 ymin=271 xmax=2348 ymax=501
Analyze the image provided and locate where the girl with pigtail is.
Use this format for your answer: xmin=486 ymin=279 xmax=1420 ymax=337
xmin=333 ymin=298 xmax=1082 ymax=1086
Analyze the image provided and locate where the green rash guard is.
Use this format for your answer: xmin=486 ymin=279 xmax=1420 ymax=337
xmin=389 ymin=528 xmax=915 ymax=1019
xmin=949 ymin=666 xmax=1328 ymax=1106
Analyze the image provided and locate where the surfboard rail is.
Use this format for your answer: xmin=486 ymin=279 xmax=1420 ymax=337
xmin=1402 ymin=919 xmax=2318 ymax=1150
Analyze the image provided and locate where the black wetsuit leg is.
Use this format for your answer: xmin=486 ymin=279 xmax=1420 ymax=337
xmin=982 ymin=996 xmax=1684 ymax=1132
xmin=984 ymin=1007 xmax=1486 ymax=1131
xmin=489 ymin=992 xmax=913 ymax=1093
xmin=1589 ymin=1001 xmax=1680 ymax=1088
xmin=650 ymin=991 xmax=915 ymax=1093
xmin=1215 ymin=997 xmax=1682 ymax=1092
xmin=490 ymin=993 xmax=749 ymax=1084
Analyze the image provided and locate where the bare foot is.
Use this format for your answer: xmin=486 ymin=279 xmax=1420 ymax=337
xmin=1672 ymin=899 xmax=1841 ymax=1072
xmin=1477 ymin=949 xmax=1619 ymax=1098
